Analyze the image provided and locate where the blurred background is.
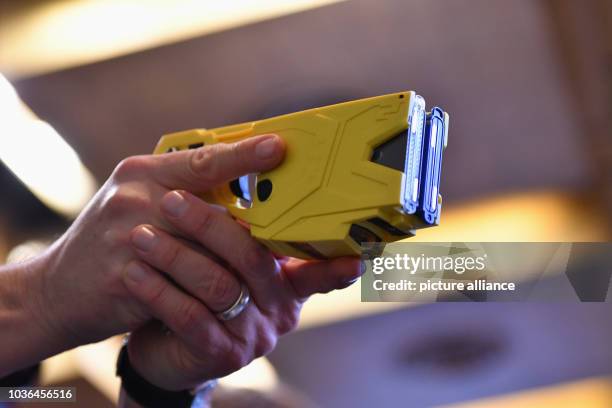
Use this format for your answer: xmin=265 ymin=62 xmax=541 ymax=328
xmin=0 ymin=0 xmax=611 ymax=407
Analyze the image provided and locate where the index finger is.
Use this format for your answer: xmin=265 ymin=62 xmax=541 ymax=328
xmin=149 ymin=134 xmax=285 ymax=192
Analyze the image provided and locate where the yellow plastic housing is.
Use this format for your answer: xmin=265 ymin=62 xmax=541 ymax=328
xmin=154 ymin=91 xmax=436 ymax=259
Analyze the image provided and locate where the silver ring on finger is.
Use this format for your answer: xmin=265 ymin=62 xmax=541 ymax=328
xmin=216 ymin=283 xmax=250 ymax=321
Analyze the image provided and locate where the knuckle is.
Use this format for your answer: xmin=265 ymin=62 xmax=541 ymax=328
xmin=102 ymin=229 xmax=125 ymax=250
xmin=254 ymin=325 xmax=277 ymax=357
xmin=104 ymin=188 xmax=151 ymax=217
xmin=192 ymin=205 xmax=216 ymax=238
xmin=174 ymin=301 xmax=205 ymax=335
xmin=159 ymin=241 xmax=182 ymax=271
xmin=242 ymin=243 xmax=274 ymax=275
xmin=113 ymin=156 xmax=149 ymax=180
xmin=189 ymin=145 xmax=222 ymax=185
xmin=144 ymin=279 xmax=168 ymax=307
xmin=224 ymin=342 xmax=249 ymax=373
xmin=276 ymin=307 xmax=301 ymax=335
xmin=229 ymin=142 xmax=246 ymax=166
xmin=206 ymin=269 xmax=238 ymax=310
xmin=193 ymin=331 xmax=230 ymax=360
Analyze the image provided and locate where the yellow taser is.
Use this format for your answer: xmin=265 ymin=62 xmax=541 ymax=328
xmin=154 ymin=91 xmax=449 ymax=259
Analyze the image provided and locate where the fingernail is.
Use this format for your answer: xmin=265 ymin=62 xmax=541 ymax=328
xmin=125 ymin=262 xmax=149 ymax=283
xmin=209 ymin=203 xmax=228 ymax=214
xmin=255 ymin=136 xmax=279 ymax=160
xmin=131 ymin=226 xmax=157 ymax=252
xmin=342 ymin=260 xmax=366 ymax=287
xmin=344 ymin=276 xmax=360 ymax=286
xmin=162 ymin=191 xmax=189 ymax=217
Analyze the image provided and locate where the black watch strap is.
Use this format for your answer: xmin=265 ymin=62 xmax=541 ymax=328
xmin=116 ymin=345 xmax=194 ymax=408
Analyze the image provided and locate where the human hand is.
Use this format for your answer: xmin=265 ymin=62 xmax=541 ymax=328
xmin=26 ymin=134 xmax=287 ymax=351
xmin=121 ymin=188 xmax=363 ymax=389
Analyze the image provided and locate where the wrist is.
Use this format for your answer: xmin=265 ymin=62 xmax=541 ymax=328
xmin=21 ymin=249 xmax=81 ymax=349
xmin=0 ymin=250 xmax=77 ymax=375
xmin=0 ymin=261 xmax=41 ymax=374
xmin=117 ymin=342 xmax=214 ymax=408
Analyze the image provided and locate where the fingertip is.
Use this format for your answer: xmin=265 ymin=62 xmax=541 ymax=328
xmin=130 ymin=224 xmax=157 ymax=252
xmin=254 ymin=134 xmax=285 ymax=162
xmin=123 ymin=261 xmax=153 ymax=286
xmin=161 ymin=190 xmax=190 ymax=218
xmin=334 ymin=257 xmax=364 ymax=279
xmin=208 ymin=203 xmax=228 ymax=214
xmin=270 ymin=133 xmax=286 ymax=150
xmin=323 ymin=257 xmax=363 ymax=290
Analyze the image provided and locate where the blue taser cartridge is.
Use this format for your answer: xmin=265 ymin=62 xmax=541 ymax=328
xmin=419 ymin=107 xmax=449 ymax=225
